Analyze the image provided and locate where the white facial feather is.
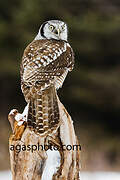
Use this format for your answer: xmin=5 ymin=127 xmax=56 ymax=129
xmin=35 ymin=20 xmax=68 ymax=41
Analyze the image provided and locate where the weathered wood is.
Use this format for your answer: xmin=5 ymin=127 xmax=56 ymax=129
xmin=8 ymin=98 xmax=80 ymax=180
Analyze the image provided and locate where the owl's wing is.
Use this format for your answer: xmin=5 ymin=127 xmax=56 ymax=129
xmin=21 ymin=39 xmax=74 ymax=87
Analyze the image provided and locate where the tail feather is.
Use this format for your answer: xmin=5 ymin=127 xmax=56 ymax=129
xmin=27 ymin=85 xmax=60 ymax=135
xmin=27 ymin=99 xmax=36 ymax=128
xmin=52 ymin=88 xmax=59 ymax=127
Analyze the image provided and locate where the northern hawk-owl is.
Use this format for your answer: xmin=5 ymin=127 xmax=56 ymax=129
xmin=20 ymin=20 xmax=74 ymax=136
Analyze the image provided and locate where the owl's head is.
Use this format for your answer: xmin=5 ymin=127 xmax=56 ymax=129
xmin=35 ymin=20 xmax=68 ymax=41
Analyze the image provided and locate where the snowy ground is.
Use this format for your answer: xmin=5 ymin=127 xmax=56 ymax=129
xmin=81 ymin=172 xmax=120 ymax=180
xmin=0 ymin=170 xmax=120 ymax=180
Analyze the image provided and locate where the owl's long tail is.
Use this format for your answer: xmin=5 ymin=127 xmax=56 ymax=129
xmin=27 ymin=84 xmax=60 ymax=135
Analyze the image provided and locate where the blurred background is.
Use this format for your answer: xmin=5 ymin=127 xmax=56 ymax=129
xmin=0 ymin=0 xmax=120 ymax=173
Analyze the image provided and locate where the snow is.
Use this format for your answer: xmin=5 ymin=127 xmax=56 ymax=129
xmin=22 ymin=104 xmax=29 ymax=118
xmin=9 ymin=109 xmax=18 ymax=115
xmin=41 ymin=149 xmax=61 ymax=180
xmin=15 ymin=113 xmax=24 ymax=122
xmin=14 ymin=104 xmax=28 ymax=126
xmin=0 ymin=171 xmax=12 ymax=179
xmin=81 ymin=172 xmax=120 ymax=180
xmin=1 ymin=170 xmax=120 ymax=180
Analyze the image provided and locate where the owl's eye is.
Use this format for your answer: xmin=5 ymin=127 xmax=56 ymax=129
xmin=61 ymin=24 xmax=65 ymax=31
xmin=49 ymin=25 xmax=54 ymax=31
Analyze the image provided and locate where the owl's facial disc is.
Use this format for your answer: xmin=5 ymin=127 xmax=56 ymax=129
xmin=39 ymin=20 xmax=68 ymax=41
xmin=48 ymin=25 xmax=61 ymax=37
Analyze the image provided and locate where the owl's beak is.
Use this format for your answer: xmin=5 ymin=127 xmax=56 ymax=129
xmin=54 ymin=28 xmax=61 ymax=37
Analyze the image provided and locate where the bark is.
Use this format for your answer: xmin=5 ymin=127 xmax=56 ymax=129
xmin=8 ymin=98 xmax=81 ymax=180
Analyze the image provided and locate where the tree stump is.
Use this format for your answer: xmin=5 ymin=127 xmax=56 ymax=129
xmin=8 ymin=98 xmax=81 ymax=180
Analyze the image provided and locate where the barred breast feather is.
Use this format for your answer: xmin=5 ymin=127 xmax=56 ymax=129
xmin=20 ymin=39 xmax=74 ymax=136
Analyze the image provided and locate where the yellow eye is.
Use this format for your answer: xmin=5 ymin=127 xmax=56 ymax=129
xmin=61 ymin=24 xmax=65 ymax=30
xmin=49 ymin=25 xmax=54 ymax=31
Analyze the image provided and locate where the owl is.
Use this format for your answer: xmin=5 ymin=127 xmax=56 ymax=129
xmin=20 ymin=20 xmax=74 ymax=136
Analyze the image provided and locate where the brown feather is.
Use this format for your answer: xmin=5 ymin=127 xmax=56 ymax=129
xmin=20 ymin=39 xmax=74 ymax=135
